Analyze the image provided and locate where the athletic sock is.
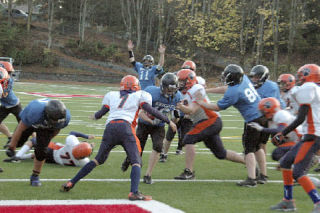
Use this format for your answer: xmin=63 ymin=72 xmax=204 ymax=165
xmin=282 ymin=170 xmax=293 ymax=200
xmin=16 ymin=144 xmax=31 ymax=158
xmin=71 ymin=161 xmax=96 ymax=184
xmin=298 ymin=175 xmax=320 ymax=203
xmin=130 ymin=165 xmax=141 ymax=193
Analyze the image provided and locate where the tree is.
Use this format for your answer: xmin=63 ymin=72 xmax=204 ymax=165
xmin=27 ymin=0 xmax=33 ymax=33
xmin=47 ymin=0 xmax=54 ymax=49
xmin=79 ymin=0 xmax=88 ymax=46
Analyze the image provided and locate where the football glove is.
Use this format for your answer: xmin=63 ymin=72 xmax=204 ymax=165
xmin=247 ymin=122 xmax=263 ymax=131
xmin=272 ymin=133 xmax=286 ymax=146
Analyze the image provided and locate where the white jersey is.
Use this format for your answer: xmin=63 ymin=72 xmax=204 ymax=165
xmin=281 ymin=86 xmax=300 ymax=115
xmin=53 ymin=135 xmax=90 ymax=167
xmin=183 ymin=84 xmax=218 ymax=123
xmin=293 ymin=82 xmax=320 ymax=136
xmin=102 ymin=90 xmax=152 ymax=125
xmin=270 ymin=110 xmax=302 ymax=143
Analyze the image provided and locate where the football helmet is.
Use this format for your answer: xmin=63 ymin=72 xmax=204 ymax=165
xmin=296 ymin=64 xmax=320 ymax=86
xmin=222 ymin=64 xmax=244 ymax=86
xmin=277 ymin=74 xmax=295 ymax=92
xmin=160 ymin=73 xmax=178 ymax=98
xmin=0 ymin=61 xmax=14 ymax=72
xmin=176 ymin=69 xmax=197 ymax=93
xmin=258 ymin=97 xmax=280 ymax=119
xmin=249 ymin=65 xmax=269 ymax=88
xmin=181 ymin=60 xmax=196 ymax=71
xmin=120 ymin=75 xmax=140 ymax=91
xmin=44 ymin=100 xmax=67 ymax=128
xmin=72 ymin=142 xmax=93 ymax=160
xmin=142 ymin=55 xmax=154 ymax=68
xmin=0 ymin=67 xmax=9 ymax=83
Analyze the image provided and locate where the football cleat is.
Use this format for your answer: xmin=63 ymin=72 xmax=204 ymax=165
xmin=159 ymin=154 xmax=168 ymax=163
xmin=3 ymin=156 xmax=21 ymax=163
xmin=121 ymin=157 xmax=130 ymax=172
xmin=6 ymin=148 xmax=15 ymax=157
xmin=60 ymin=181 xmax=74 ymax=192
xmin=256 ymin=174 xmax=268 ymax=184
xmin=128 ymin=192 xmax=152 ymax=201
xmin=236 ymin=177 xmax=257 ymax=187
xmin=143 ymin=175 xmax=153 ymax=184
xmin=3 ymin=137 xmax=11 ymax=149
xmin=30 ymin=175 xmax=41 ymax=187
xmin=0 ymin=168 xmax=3 ymax=172
xmin=312 ymin=202 xmax=320 ymax=213
xmin=175 ymin=149 xmax=184 ymax=155
xmin=174 ymin=168 xmax=195 ymax=180
xmin=270 ymin=199 xmax=296 ymax=211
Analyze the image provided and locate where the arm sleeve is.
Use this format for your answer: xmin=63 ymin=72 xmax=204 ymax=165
xmin=282 ymin=105 xmax=309 ymax=136
xmin=141 ymin=102 xmax=170 ymax=124
xmin=94 ymin=105 xmax=110 ymax=119
xmin=69 ymin=131 xmax=89 ymax=139
xmin=261 ymin=124 xmax=285 ymax=134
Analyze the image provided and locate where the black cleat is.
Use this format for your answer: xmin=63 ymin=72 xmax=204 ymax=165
xmin=159 ymin=153 xmax=167 ymax=163
xmin=6 ymin=148 xmax=15 ymax=157
xmin=3 ymin=137 xmax=11 ymax=149
xmin=3 ymin=156 xmax=21 ymax=163
xmin=174 ymin=168 xmax=195 ymax=180
xmin=237 ymin=177 xmax=257 ymax=187
xmin=0 ymin=168 xmax=3 ymax=172
xmin=143 ymin=175 xmax=153 ymax=184
xmin=256 ymin=174 xmax=268 ymax=184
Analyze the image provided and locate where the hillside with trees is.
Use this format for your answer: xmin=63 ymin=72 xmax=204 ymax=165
xmin=0 ymin=0 xmax=319 ymax=82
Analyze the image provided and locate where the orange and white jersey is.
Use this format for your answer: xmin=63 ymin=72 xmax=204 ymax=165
xmin=184 ymin=84 xmax=219 ymax=124
xmin=102 ymin=90 xmax=152 ymax=125
xmin=270 ymin=110 xmax=302 ymax=143
xmin=294 ymin=82 xmax=320 ymax=136
xmin=281 ymin=86 xmax=300 ymax=115
xmin=53 ymin=135 xmax=90 ymax=167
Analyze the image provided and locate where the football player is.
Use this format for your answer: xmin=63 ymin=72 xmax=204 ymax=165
xmin=60 ymin=75 xmax=176 ymax=201
xmin=270 ymin=64 xmax=320 ymax=212
xmin=0 ymin=64 xmax=23 ymax=148
xmin=128 ymin=40 xmax=165 ymax=90
xmin=198 ymin=64 xmax=268 ymax=187
xmin=249 ymin=65 xmax=286 ymax=154
xmin=6 ymin=99 xmax=70 ymax=186
xmin=247 ymin=97 xmax=302 ymax=162
xmin=121 ymin=72 xmax=182 ymax=184
xmin=4 ymin=131 xmax=94 ymax=167
xmin=277 ymin=74 xmax=300 ymax=115
xmin=174 ymin=69 xmax=245 ymax=180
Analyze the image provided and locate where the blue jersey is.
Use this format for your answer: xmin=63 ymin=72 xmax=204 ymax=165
xmin=20 ymin=98 xmax=71 ymax=129
xmin=256 ymin=80 xmax=286 ymax=109
xmin=140 ymin=86 xmax=182 ymax=126
xmin=217 ymin=75 xmax=262 ymax=123
xmin=1 ymin=78 xmax=19 ymax=108
xmin=134 ymin=62 xmax=164 ymax=90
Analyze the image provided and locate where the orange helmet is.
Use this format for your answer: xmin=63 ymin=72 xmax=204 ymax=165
xmin=120 ymin=75 xmax=140 ymax=91
xmin=258 ymin=97 xmax=280 ymax=119
xmin=176 ymin=69 xmax=197 ymax=93
xmin=0 ymin=67 xmax=9 ymax=84
xmin=277 ymin=74 xmax=295 ymax=92
xmin=72 ymin=142 xmax=93 ymax=160
xmin=181 ymin=60 xmax=196 ymax=71
xmin=296 ymin=64 xmax=320 ymax=85
xmin=0 ymin=61 xmax=14 ymax=72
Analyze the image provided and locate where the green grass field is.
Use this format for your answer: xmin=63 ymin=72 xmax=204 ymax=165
xmin=0 ymin=81 xmax=316 ymax=213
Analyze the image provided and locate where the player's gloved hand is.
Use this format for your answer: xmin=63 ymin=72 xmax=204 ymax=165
xmin=247 ymin=122 xmax=263 ymax=131
xmin=272 ymin=133 xmax=285 ymax=146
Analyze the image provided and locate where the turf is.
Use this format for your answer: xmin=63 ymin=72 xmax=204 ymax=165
xmin=0 ymin=81 xmax=316 ymax=212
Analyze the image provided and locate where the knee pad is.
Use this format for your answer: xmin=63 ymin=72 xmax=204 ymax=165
xmin=292 ymin=168 xmax=303 ymax=181
xmin=153 ymin=142 xmax=163 ymax=153
xmin=279 ymin=157 xmax=291 ymax=169
xmin=214 ymin=150 xmax=227 ymax=160
xmin=34 ymin=147 xmax=48 ymax=161
xmin=271 ymin=150 xmax=282 ymax=162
